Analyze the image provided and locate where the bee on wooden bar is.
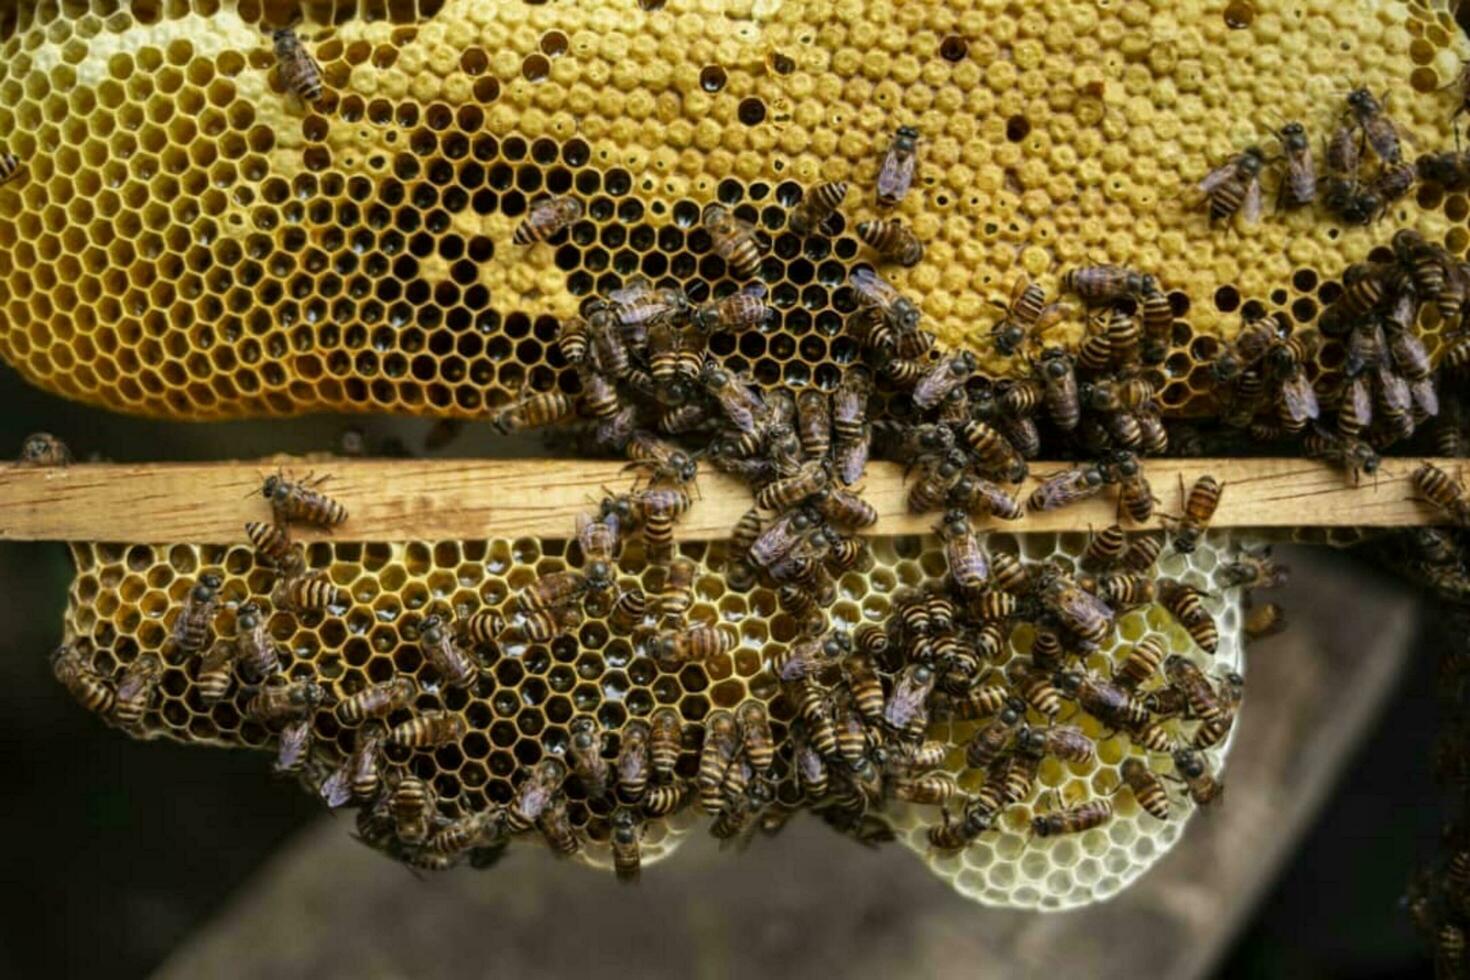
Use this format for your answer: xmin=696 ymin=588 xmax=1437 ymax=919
xmin=907 ymin=448 xmax=968 ymax=513
xmin=755 ymin=459 xmax=829 ymax=511
xmin=419 ymin=613 xmax=479 ymax=689
xmin=703 ymin=203 xmax=763 ymax=279
xmin=506 ymin=759 xmax=565 ymax=832
xmin=513 ymin=195 xmax=583 ymax=245
xmin=272 ymin=719 xmax=312 ymax=776
xmin=172 ymin=572 xmax=222 ymax=656
xmin=831 ymin=367 xmax=873 ymax=486
xmin=1032 ymin=797 xmax=1113 ymax=838
xmin=1167 ymin=474 xmax=1223 ymax=553
xmin=1171 ymin=747 xmax=1224 ymax=806
xmin=1414 ymin=463 xmax=1470 ymax=525
xmin=1120 ymin=757 xmax=1170 ymax=821
xmin=876 ymin=125 xmax=920 ymax=207
xmin=272 ymin=25 xmax=324 ymax=104
xmin=261 ymin=472 xmax=348 ymax=529
xmin=787 ymin=180 xmax=848 ymax=236
xmin=569 ymin=716 xmax=611 ymax=799
xmin=857 ymin=218 xmax=924 ymax=267
xmin=247 ymin=677 xmax=325 ymax=728
xmin=17 ymin=432 xmax=70 ymax=465
xmin=1304 ymin=425 xmax=1380 ymax=484
xmin=386 ymin=709 xmax=467 ymax=750
xmin=1027 ymin=462 xmax=1106 ymax=514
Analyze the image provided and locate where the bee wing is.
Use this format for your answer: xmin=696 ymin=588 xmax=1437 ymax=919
xmin=319 ymin=764 xmax=353 ymax=808
xmin=877 ymin=152 xmax=917 ymax=201
xmin=1241 ymin=174 xmax=1263 ymax=224
xmin=608 ymin=275 xmax=652 ymax=306
xmin=740 ymin=281 xmax=768 ymax=299
xmin=1346 ymin=374 xmax=1373 ymax=424
xmin=1279 ymin=373 xmax=1320 ymax=422
xmin=849 ymin=267 xmax=900 ymax=307
xmin=1411 ymin=377 xmax=1441 ymax=417
xmin=1197 ymin=159 xmax=1237 ymax=194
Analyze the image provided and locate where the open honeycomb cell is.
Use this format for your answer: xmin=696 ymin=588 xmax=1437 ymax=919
xmin=0 ymin=0 xmax=1466 ymax=418
xmin=57 ymin=528 xmax=1247 ymax=906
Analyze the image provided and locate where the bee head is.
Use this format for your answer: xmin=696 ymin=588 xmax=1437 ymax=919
xmin=262 ymin=475 xmax=281 ymax=499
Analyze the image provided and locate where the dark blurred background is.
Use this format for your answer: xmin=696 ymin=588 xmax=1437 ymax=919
xmin=0 ymin=363 xmax=1445 ymax=979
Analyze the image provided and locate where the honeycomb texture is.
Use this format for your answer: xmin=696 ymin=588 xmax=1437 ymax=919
xmin=0 ymin=0 xmax=1466 ymax=419
xmin=57 ymin=528 xmax=1245 ymax=906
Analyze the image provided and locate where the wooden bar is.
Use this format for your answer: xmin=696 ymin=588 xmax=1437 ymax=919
xmin=0 ymin=456 xmax=1448 ymax=542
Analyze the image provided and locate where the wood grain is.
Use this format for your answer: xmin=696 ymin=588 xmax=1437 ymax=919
xmin=0 ymin=456 xmax=1450 ymax=542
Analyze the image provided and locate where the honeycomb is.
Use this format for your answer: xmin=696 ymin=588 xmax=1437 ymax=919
xmin=0 ymin=0 xmax=1466 ymax=420
xmin=55 ymin=526 xmax=1248 ymax=906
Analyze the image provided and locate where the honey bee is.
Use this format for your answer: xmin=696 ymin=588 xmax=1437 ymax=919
xmin=1062 ymin=265 xmax=1154 ymax=306
xmin=737 ymin=701 xmax=775 ymax=774
xmin=1221 ymin=546 xmax=1289 ymax=590
xmin=656 ymin=624 xmax=735 ymax=666
xmin=1119 ymin=757 xmax=1170 ymax=821
xmin=755 ymin=459 xmax=829 ymax=511
xmin=1163 ymin=655 xmax=1225 ymax=720
xmin=1035 ymin=724 xmax=1097 ymax=765
xmin=642 ymin=782 xmax=689 ymax=817
xmin=1038 ymin=563 xmax=1114 ymax=644
xmin=946 ymin=475 xmax=1023 ymax=523
xmin=244 ymin=521 xmax=294 ymax=568
xmin=271 ymin=26 xmax=325 ymax=104
xmin=1032 ymin=797 xmax=1113 ymax=837
xmin=509 ymin=606 xmax=583 ymax=645
xmin=1371 ymin=160 xmax=1416 ymax=212
xmin=698 ymin=710 xmax=741 ymax=813
xmin=336 ymin=678 xmax=417 ymax=727
xmin=420 ymin=613 xmax=480 ymax=689
xmin=1115 ymin=637 xmax=1166 ymax=691
xmin=513 ymin=195 xmax=583 ymax=245
xmin=644 ymin=707 xmax=683 ymax=784
xmin=876 ymin=125 xmax=921 ymax=207
xmin=1082 ymin=524 xmax=1128 ymax=571
xmin=261 ymin=471 xmax=348 ymax=528
xmin=884 ymin=663 xmax=936 ymax=738
xmin=964 ymin=703 xmax=1023 ymax=769
xmin=928 ymin=795 xmax=995 ymax=850
xmin=1168 ymin=474 xmax=1223 ymax=553
xmin=935 ymin=508 xmax=989 ymax=594
xmin=275 ymin=561 xmax=347 ymax=613
xmin=1413 ymin=463 xmax=1470 ymax=529
xmin=172 ymin=572 xmax=222 ymax=656
xmin=655 ymin=557 xmax=696 ymax=628
xmin=960 ymin=419 xmax=1027 ymax=484
xmin=51 ymin=644 xmax=116 ymax=717
xmin=16 ymin=432 xmax=70 ymax=465
xmin=1192 ymin=671 xmax=1244 ymax=749
xmin=749 ymin=507 xmax=815 ymax=571
xmin=912 ymin=351 xmax=978 ymax=412
xmin=1418 ymin=146 xmax=1470 ymax=189
xmin=1055 ymin=671 xmax=1148 ymax=729
xmin=768 ymin=630 xmax=846 ymax=681
xmin=892 ymin=772 xmax=960 ymax=807
xmin=1244 ymin=600 xmax=1288 ymax=641
xmin=272 ymin=719 xmax=312 ymax=776
xmin=787 ymin=180 xmax=848 ymax=236
xmin=702 ymin=202 xmax=763 ymax=279
xmin=1198 ymin=146 xmax=1266 ymax=223
xmin=493 ymin=388 xmax=577 ymax=434
xmin=988 ymin=276 xmax=1063 ymax=356
xmin=194 ymin=642 xmax=237 ymax=706
xmin=0 ymin=151 xmax=25 ymax=188
xmin=647 ymin=320 xmax=705 ymax=395
xmin=1346 ymin=87 xmax=1412 ymax=165
xmin=247 ymin=677 xmax=325 ymax=728
xmin=389 ymin=774 xmax=433 ymax=843
xmin=1265 ymin=121 xmax=1316 ymax=209
xmin=1009 ymin=661 xmax=1063 ymax=719
xmin=832 ymin=367 xmax=873 ymax=486
xmin=1158 ymin=581 xmax=1220 ymax=654
xmin=568 ymin=716 xmax=611 ymax=799
xmin=691 ymin=284 xmax=770 ymax=337
xmin=848 ymin=266 xmax=923 ymax=341
xmin=321 ymin=728 xmax=384 ymax=808
xmin=500 ymin=758 xmax=564 ymax=832
xmin=386 ymin=709 xmax=467 ymax=749
xmin=856 ymin=218 xmax=924 ymax=267
xmin=907 ymin=448 xmax=968 ymax=513
xmin=1028 ymin=463 xmax=1105 ymax=513
xmin=1171 ymin=747 xmax=1224 ymax=806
